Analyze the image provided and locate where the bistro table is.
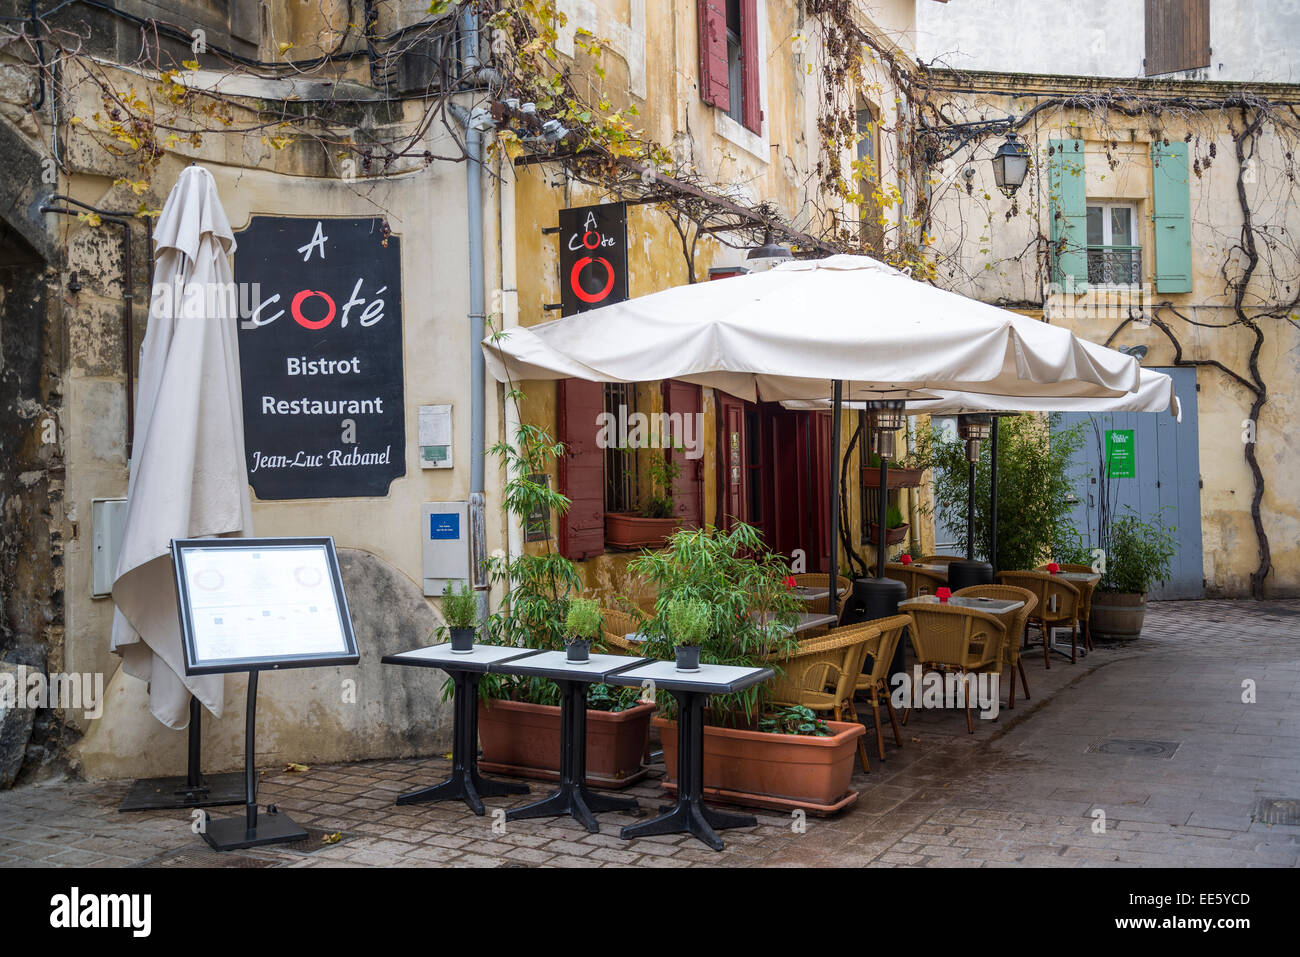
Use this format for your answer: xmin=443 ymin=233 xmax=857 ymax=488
xmin=624 ymin=611 xmax=836 ymax=646
xmin=899 ymin=594 xmax=1024 ymax=614
xmin=605 ymin=660 xmax=774 ymax=852
xmin=495 ymin=651 xmax=649 ymax=833
xmin=380 ymin=643 xmax=536 ymax=815
xmin=1044 ymin=571 xmax=1101 ymax=659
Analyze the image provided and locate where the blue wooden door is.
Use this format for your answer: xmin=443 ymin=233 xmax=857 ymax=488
xmin=1054 ymin=367 xmax=1203 ymax=600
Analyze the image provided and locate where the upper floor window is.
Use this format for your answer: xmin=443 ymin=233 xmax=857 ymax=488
xmin=1145 ymin=0 xmax=1211 ymax=76
xmin=1086 ymin=202 xmax=1141 ymax=286
xmin=698 ymin=0 xmax=762 ymax=133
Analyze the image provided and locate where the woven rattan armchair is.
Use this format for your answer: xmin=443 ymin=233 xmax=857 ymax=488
xmin=882 ymin=562 xmax=948 ymax=599
xmin=997 ymin=571 xmax=1081 ymax=666
xmin=904 ymin=604 xmax=1006 ymax=733
xmin=1036 ymin=563 xmax=1098 ymax=651
xmin=953 ymin=585 xmax=1038 ymax=709
xmin=599 ymin=607 xmax=643 ymax=656
xmin=853 ymin=614 xmax=911 ymax=765
xmin=766 ymin=622 xmax=878 ymax=772
xmin=922 ymin=555 xmax=965 ymax=565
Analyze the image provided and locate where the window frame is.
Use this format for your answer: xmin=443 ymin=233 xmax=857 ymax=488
xmin=1085 ymin=201 xmax=1143 ymax=288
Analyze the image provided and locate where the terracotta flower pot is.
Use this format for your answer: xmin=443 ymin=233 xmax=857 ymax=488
xmin=861 ymin=466 xmax=924 ymax=489
xmin=866 ymin=522 xmax=909 ymax=546
xmin=1090 ymin=591 xmax=1147 ymax=639
xmin=603 ymin=512 xmax=686 ymax=550
xmin=478 ymin=699 xmax=654 ymax=789
xmin=654 ymin=716 xmax=864 ymax=815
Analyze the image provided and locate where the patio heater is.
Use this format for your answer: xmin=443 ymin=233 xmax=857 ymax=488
xmin=840 ymin=400 xmax=909 ymax=677
xmin=947 ymin=413 xmax=996 ymax=591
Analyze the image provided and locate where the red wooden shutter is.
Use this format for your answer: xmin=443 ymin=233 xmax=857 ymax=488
xmin=557 ymin=378 xmax=605 ymax=560
xmin=697 ymin=0 xmax=729 ymax=108
xmin=739 ymin=0 xmax=762 ymax=133
xmin=810 ymin=411 xmax=833 ymax=574
xmin=718 ymin=393 xmax=747 ymax=528
xmin=662 ymin=380 xmax=704 ymax=528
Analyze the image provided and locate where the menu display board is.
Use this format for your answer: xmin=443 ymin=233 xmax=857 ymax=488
xmin=172 ymin=537 xmax=360 ymax=675
xmin=234 ymin=216 xmax=406 ymax=499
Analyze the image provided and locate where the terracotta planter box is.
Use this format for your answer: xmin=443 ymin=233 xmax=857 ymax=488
xmin=866 ymin=522 xmax=909 ymax=546
xmin=654 ymin=716 xmax=864 ymax=816
xmin=478 ymin=698 xmax=653 ymax=789
xmin=604 ymin=512 xmax=686 ymax=550
xmin=1090 ymin=591 xmax=1147 ymax=639
xmin=861 ymin=466 xmax=924 ymax=489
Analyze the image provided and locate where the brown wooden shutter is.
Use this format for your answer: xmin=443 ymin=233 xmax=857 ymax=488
xmin=557 ymin=378 xmax=605 ymax=560
xmin=718 ymin=393 xmax=747 ymax=528
xmin=697 ymin=0 xmax=730 ymax=108
xmin=662 ymin=380 xmax=704 ymax=528
xmin=1145 ymin=0 xmax=1210 ymax=76
xmin=739 ymin=0 xmax=762 ymax=133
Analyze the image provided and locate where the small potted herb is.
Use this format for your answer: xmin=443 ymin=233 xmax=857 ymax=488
xmin=664 ymin=596 xmax=710 ymax=672
xmin=441 ymin=581 xmax=478 ymax=654
xmin=564 ymin=597 xmax=602 ymax=663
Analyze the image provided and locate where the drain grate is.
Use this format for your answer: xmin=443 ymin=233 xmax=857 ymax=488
xmin=1252 ymin=797 xmax=1300 ymax=826
xmin=143 ymin=847 xmax=280 ymax=868
xmin=1088 ymin=738 xmax=1181 ymax=759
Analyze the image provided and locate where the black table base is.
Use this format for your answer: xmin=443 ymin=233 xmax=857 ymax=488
xmin=620 ymin=690 xmax=755 ymax=852
xmin=396 ymin=670 xmax=528 ymax=815
xmin=121 ymin=697 xmax=245 ymax=812
xmin=505 ymin=681 xmax=638 ymax=833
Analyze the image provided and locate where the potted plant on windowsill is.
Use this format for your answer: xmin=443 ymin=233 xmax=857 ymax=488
xmin=630 ymin=523 xmax=867 ymax=815
xmin=469 ymin=392 xmax=654 ymax=788
xmin=604 ymin=450 xmax=689 ymax=549
xmin=440 ymin=580 xmax=478 ymax=653
xmin=564 ymin=597 xmax=601 ymax=663
xmin=1090 ymin=508 xmax=1177 ymax=640
xmin=866 ymin=503 xmax=909 ymax=547
xmin=861 ymin=450 xmax=925 ymax=488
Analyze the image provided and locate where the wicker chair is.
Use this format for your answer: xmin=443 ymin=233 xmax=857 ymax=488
xmin=904 ymin=604 xmax=1006 ymax=733
xmin=1036 ymin=563 xmax=1098 ymax=651
xmin=997 ymin=571 xmax=1082 ymax=666
xmin=599 ymin=607 xmax=643 ymax=656
xmin=853 ymin=614 xmax=911 ymax=765
xmin=882 ymin=562 xmax=948 ymax=599
xmin=766 ymin=622 xmax=879 ymax=772
xmin=922 ymin=555 xmax=965 ymax=565
xmin=789 ymin=573 xmax=851 ymax=616
xmin=953 ymin=585 xmax=1038 ymax=709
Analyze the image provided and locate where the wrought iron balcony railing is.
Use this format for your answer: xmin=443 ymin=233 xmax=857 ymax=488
xmin=1086 ymin=245 xmax=1142 ymax=286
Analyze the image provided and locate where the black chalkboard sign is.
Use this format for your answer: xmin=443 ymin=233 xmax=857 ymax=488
xmin=233 ymin=217 xmax=406 ymax=499
xmin=559 ymin=202 xmax=628 ymax=316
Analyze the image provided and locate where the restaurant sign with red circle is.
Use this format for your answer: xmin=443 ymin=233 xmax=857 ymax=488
xmin=559 ymin=202 xmax=629 ymax=316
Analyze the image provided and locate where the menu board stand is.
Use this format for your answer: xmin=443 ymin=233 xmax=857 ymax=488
xmin=171 ymin=537 xmax=360 ymax=851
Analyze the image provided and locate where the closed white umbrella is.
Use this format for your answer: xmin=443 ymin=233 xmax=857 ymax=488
xmin=482 ymin=255 xmax=1142 ymax=401
xmin=111 ymin=166 xmax=253 ymax=729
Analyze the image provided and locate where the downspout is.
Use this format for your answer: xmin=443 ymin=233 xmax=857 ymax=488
xmin=498 ymin=152 xmax=523 ymax=568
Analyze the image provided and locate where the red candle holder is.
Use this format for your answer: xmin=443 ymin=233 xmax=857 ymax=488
xmin=900 ymin=554 xmax=913 ymax=565
xmin=936 ymin=587 xmax=951 ymax=603
xmin=1047 ymin=563 xmax=1060 ymax=575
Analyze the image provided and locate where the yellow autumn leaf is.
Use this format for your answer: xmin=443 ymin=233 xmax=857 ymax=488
xmin=283 ymin=762 xmax=309 ymax=772
xmin=68 ymin=115 xmax=82 ymax=126
xmin=182 ymin=60 xmax=200 ymax=71
xmin=278 ymin=41 xmax=295 ymax=54
xmin=79 ymin=212 xmax=102 ymax=227
xmin=135 ymin=202 xmax=161 ymax=219
xmin=321 ymin=831 xmax=343 ymax=845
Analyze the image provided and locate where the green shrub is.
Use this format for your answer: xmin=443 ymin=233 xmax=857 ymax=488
xmin=759 ymin=705 xmax=831 ymax=737
xmin=565 ymin=596 xmax=603 ymax=640
xmin=441 ymin=581 xmax=478 ymax=630
xmin=663 ymin=597 xmax=710 ymax=647
xmin=1100 ymin=508 xmax=1177 ymax=595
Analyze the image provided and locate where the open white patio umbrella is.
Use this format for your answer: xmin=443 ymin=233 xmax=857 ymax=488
xmin=482 ymin=254 xmax=1144 ymax=618
xmin=111 ymin=165 xmax=253 ymax=729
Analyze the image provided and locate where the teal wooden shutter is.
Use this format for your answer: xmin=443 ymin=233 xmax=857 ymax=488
xmin=1048 ymin=138 xmax=1088 ymax=291
xmin=1151 ymin=140 xmax=1193 ymax=293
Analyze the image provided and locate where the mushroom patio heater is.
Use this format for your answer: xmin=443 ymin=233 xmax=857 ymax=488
xmin=947 ymin=413 xmax=996 ymax=592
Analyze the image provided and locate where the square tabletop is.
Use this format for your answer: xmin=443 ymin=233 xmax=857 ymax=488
xmin=909 ymin=564 xmax=951 ymax=575
xmin=1053 ymin=571 xmax=1101 ymax=583
xmin=381 ymin=643 xmax=542 ymax=674
xmin=490 ymin=650 xmax=649 ymax=683
xmin=791 ymin=586 xmax=830 ymax=601
xmin=753 ymin=611 xmax=839 ymax=633
xmin=604 ymin=660 xmax=774 ymax=695
xmin=901 ymin=595 xmax=1025 ymax=613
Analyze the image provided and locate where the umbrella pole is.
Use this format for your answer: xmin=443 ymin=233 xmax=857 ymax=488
xmin=828 ymin=381 xmax=843 ymax=619
xmin=989 ymin=417 xmax=1000 ymax=574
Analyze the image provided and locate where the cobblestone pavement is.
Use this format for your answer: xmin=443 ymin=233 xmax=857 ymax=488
xmin=2 ymin=600 xmax=1297 ymax=868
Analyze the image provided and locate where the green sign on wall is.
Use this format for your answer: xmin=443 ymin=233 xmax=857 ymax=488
xmin=1106 ymin=429 xmax=1136 ymax=478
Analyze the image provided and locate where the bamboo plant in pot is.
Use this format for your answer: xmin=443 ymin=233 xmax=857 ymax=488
xmin=1092 ymin=508 xmax=1177 ymax=639
xmin=441 ymin=580 xmax=478 ymax=653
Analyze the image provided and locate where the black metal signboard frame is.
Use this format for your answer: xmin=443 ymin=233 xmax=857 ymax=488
xmin=234 ymin=216 xmax=406 ymax=499
xmin=559 ymin=202 xmax=629 ymax=316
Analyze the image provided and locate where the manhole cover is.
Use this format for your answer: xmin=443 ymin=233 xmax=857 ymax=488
xmin=143 ymin=847 xmax=279 ymax=868
xmin=1252 ymin=797 xmax=1300 ymax=825
xmin=1088 ymin=738 xmax=1180 ymax=758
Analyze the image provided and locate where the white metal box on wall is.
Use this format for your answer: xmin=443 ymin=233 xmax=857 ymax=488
xmin=91 ymin=498 xmax=128 ymax=597
xmin=422 ymin=501 xmax=469 ymax=596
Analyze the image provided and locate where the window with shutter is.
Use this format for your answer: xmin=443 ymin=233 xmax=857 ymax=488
xmin=1145 ymin=0 xmax=1211 ymax=76
xmin=739 ymin=0 xmax=762 ymax=133
xmin=662 ymin=380 xmax=704 ymax=528
xmin=557 ymin=378 xmax=606 ymax=560
xmin=697 ymin=0 xmax=730 ymax=109
xmin=1151 ymin=140 xmax=1194 ymax=293
xmin=1048 ymin=138 xmax=1089 ymax=292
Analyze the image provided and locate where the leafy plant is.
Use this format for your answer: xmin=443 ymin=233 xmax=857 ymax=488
xmin=885 ymin=503 xmax=905 ymax=529
xmin=586 ymin=683 xmax=645 ymax=713
xmin=641 ymin=449 xmax=681 ymax=519
xmin=629 ymin=523 xmax=803 ymax=724
xmin=440 ymin=581 xmax=478 ymax=630
xmin=565 ymin=596 xmax=603 ymax=641
xmin=662 ymin=596 xmax=710 ymax=647
xmin=915 ymin=413 xmax=1085 ymax=571
xmin=759 ymin=705 xmax=831 ymax=737
xmin=1099 ymin=508 xmax=1177 ymax=595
